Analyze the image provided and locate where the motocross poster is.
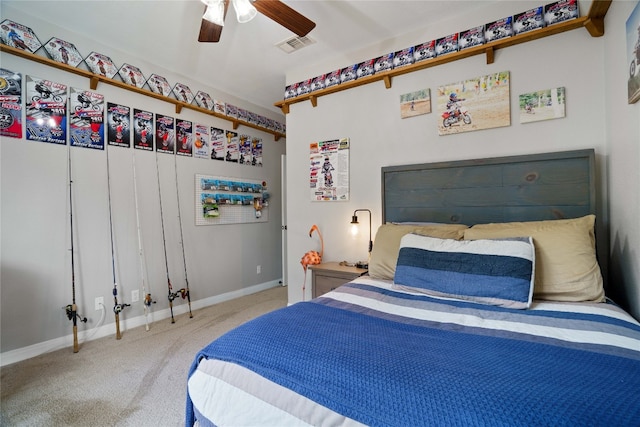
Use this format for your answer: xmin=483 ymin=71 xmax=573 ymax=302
xmin=0 ymin=19 xmax=42 ymax=53
xmin=43 ymin=37 xmax=84 ymax=67
xmin=310 ymin=138 xmax=350 ymax=202
xmin=194 ymin=91 xmax=214 ymax=111
xmin=252 ymin=137 xmax=263 ymax=167
xmin=107 ymin=102 xmax=130 ymax=147
xmin=146 ymin=74 xmax=171 ymax=97
xmin=84 ymin=51 xmax=118 ymax=79
xmin=118 ymin=63 xmax=146 ymax=89
xmin=627 ymin=1 xmax=640 ymax=104
xmin=176 ymin=119 xmax=193 ymax=157
xmin=193 ymin=123 xmax=210 ymax=159
xmin=239 ymin=134 xmax=253 ymax=166
xmin=225 ymin=130 xmax=239 ymax=162
xmin=0 ymin=68 xmax=23 ymax=139
xmin=133 ymin=108 xmax=153 ymax=151
xmin=69 ymin=87 xmax=104 ymax=149
xmin=25 ymin=75 xmax=67 ymax=145
xmin=172 ymin=83 xmax=194 ymax=104
xmin=155 ymin=114 xmax=175 ymax=154
xmin=437 ymin=71 xmax=510 ymax=136
xmin=210 ymin=127 xmax=225 ymax=161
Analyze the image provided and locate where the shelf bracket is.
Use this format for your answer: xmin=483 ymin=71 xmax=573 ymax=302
xmin=584 ymin=18 xmax=605 ymax=37
xmin=383 ymin=75 xmax=392 ymax=89
xmin=89 ymin=76 xmax=99 ymax=90
xmin=274 ymin=135 xmax=281 ymax=142
xmin=279 ymin=103 xmax=290 ymax=114
xmin=232 ymin=120 xmax=239 ymax=130
xmin=310 ymin=95 xmax=317 ymax=107
xmin=175 ymin=104 xmax=183 ymax=114
xmin=485 ymin=47 xmax=495 ymax=64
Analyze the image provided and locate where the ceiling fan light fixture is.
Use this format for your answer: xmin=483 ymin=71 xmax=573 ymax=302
xmin=232 ymin=0 xmax=257 ymax=23
xmin=202 ymin=1 xmax=225 ymax=26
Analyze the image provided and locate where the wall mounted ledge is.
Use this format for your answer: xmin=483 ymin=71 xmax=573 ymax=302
xmin=1 ymin=44 xmax=286 ymax=141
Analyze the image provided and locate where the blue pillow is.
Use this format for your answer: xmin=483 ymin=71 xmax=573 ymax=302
xmin=393 ymin=234 xmax=535 ymax=309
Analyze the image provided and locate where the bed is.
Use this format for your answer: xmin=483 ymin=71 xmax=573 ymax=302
xmin=186 ymin=149 xmax=640 ymax=426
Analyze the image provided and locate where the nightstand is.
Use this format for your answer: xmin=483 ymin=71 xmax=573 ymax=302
xmin=309 ymin=262 xmax=368 ymax=298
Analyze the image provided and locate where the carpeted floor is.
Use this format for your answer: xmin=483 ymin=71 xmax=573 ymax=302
xmin=0 ymin=285 xmax=287 ymax=426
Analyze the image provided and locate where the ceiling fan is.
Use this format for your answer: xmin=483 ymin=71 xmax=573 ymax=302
xmin=198 ymin=0 xmax=316 ymax=43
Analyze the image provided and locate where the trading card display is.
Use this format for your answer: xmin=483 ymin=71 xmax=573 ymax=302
xmin=414 ymin=41 xmax=436 ymax=63
xmin=44 ymin=37 xmax=83 ymax=67
xmin=485 ymin=17 xmax=513 ymax=42
xmin=284 ymin=84 xmax=297 ymax=99
xmin=544 ymin=0 xmax=579 ymax=26
xmin=194 ymin=91 xmax=214 ymax=110
xmin=118 ymin=64 xmax=146 ymax=89
xmin=70 ymin=87 xmax=105 ymax=149
xmin=84 ymin=52 xmax=118 ymax=78
xmin=173 ymin=83 xmax=194 ymax=104
xmin=155 ymin=114 xmax=175 ymax=154
xmin=310 ymin=74 xmax=326 ymax=92
xmin=459 ymin=26 xmax=486 ymax=50
xmin=324 ymin=70 xmax=341 ymax=88
xmin=0 ymin=68 xmax=23 ymax=138
xmin=0 ymin=19 xmax=42 ymax=53
xmin=25 ymin=75 xmax=67 ymax=144
xmin=213 ymin=99 xmax=226 ymax=115
xmin=514 ymin=7 xmax=545 ymax=35
xmin=374 ymin=53 xmax=394 ymax=73
xmin=107 ymin=102 xmax=130 ymax=147
xmin=340 ymin=65 xmax=358 ymax=84
xmin=394 ymin=47 xmax=415 ymax=67
xmin=133 ymin=108 xmax=153 ymax=150
xmin=297 ymin=79 xmax=312 ymax=96
xmin=225 ymin=104 xmax=238 ymax=119
xmin=146 ymin=74 xmax=171 ymax=96
xmin=356 ymin=59 xmax=375 ymax=79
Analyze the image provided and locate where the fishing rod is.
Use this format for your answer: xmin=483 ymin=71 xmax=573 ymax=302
xmin=64 ymin=144 xmax=87 ymax=353
xmin=155 ymin=152 xmax=178 ymax=323
xmin=106 ymin=147 xmax=130 ymax=340
xmin=174 ymin=155 xmax=193 ymax=319
xmin=133 ymin=153 xmax=155 ymax=331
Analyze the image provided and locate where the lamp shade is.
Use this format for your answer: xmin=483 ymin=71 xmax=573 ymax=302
xmin=232 ymin=0 xmax=257 ymax=23
xmin=202 ymin=1 xmax=225 ymax=26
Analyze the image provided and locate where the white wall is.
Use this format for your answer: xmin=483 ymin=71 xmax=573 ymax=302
xmin=0 ymin=8 xmax=286 ymax=362
xmin=285 ymin=0 xmax=640 ymax=320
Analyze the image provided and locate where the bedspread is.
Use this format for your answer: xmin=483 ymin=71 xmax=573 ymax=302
xmin=186 ymin=277 xmax=640 ymax=426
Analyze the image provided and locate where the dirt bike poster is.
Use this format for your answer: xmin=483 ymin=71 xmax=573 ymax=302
xmin=400 ymin=89 xmax=431 ymax=119
xmin=69 ymin=87 xmax=104 ymax=150
xmin=627 ymin=1 xmax=640 ymax=104
xmin=0 ymin=68 xmax=23 ymax=139
xmin=145 ymin=74 xmax=171 ymax=97
xmin=107 ymin=102 xmax=130 ymax=147
xmin=25 ymin=75 xmax=67 ymax=144
xmin=194 ymin=90 xmax=214 ymax=111
xmin=252 ymin=137 xmax=263 ymax=167
xmin=155 ymin=114 xmax=175 ymax=154
xmin=0 ymin=19 xmax=42 ymax=53
xmin=210 ymin=127 xmax=225 ymax=161
xmin=309 ymin=138 xmax=350 ymax=202
xmin=133 ymin=108 xmax=153 ymax=151
xmin=239 ymin=134 xmax=253 ymax=166
xmin=118 ymin=63 xmax=146 ymax=89
xmin=225 ymin=130 xmax=240 ymax=163
xmin=437 ymin=71 xmax=510 ymax=136
xmin=518 ymin=87 xmax=566 ymax=124
xmin=193 ymin=123 xmax=210 ymax=159
xmin=84 ymin=52 xmax=118 ymax=79
xmin=176 ymin=119 xmax=193 ymax=157
xmin=43 ymin=37 xmax=84 ymax=67
xmin=172 ymin=83 xmax=194 ymax=104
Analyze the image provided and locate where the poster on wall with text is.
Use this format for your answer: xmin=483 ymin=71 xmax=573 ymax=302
xmin=70 ymin=87 xmax=104 ymax=150
xmin=239 ymin=134 xmax=253 ymax=165
xmin=25 ymin=75 xmax=67 ymax=144
xmin=627 ymin=1 xmax=640 ymax=104
xmin=210 ymin=127 xmax=225 ymax=160
xmin=252 ymin=137 xmax=263 ymax=167
xmin=0 ymin=68 xmax=23 ymax=138
xmin=133 ymin=108 xmax=153 ymax=150
xmin=107 ymin=102 xmax=130 ymax=147
xmin=155 ymin=114 xmax=174 ymax=154
xmin=309 ymin=138 xmax=349 ymax=201
xmin=193 ymin=123 xmax=210 ymax=159
xmin=225 ymin=130 xmax=239 ymax=162
xmin=176 ymin=119 xmax=193 ymax=157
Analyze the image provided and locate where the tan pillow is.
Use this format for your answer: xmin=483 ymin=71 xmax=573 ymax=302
xmin=463 ymin=215 xmax=604 ymax=303
xmin=368 ymin=223 xmax=468 ymax=280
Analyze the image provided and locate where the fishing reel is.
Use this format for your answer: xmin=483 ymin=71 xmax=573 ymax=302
xmin=168 ymin=288 xmax=189 ymax=302
xmin=144 ymin=293 xmax=156 ymax=307
xmin=113 ymin=303 xmax=131 ymax=314
xmin=63 ymin=305 xmax=88 ymax=323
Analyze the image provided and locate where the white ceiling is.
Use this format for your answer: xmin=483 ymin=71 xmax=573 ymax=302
xmin=3 ymin=1 xmax=506 ymax=114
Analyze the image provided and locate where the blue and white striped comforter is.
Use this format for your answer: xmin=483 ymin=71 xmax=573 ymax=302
xmin=186 ymin=277 xmax=640 ymax=426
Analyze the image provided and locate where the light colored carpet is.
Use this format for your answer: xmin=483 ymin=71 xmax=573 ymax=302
xmin=1 ymin=285 xmax=287 ymax=426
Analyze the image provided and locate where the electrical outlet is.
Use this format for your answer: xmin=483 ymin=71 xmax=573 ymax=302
xmin=257 ymin=265 xmax=261 ymax=274
xmin=95 ymin=296 xmax=104 ymax=311
xmin=131 ymin=290 xmax=139 ymax=303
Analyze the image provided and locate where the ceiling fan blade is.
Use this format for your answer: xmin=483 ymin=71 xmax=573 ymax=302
xmin=198 ymin=1 xmax=229 ymax=43
xmin=253 ymin=0 xmax=316 ymax=37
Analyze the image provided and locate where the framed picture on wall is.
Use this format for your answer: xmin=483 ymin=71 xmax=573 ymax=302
xmin=43 ymin=37 xmax=84 ymax=67
xmin=627 ymin=1 xmax=640 ymax=104
xmin=84 ymin=51 xmax=118 ymax=78
xmin=0 ymin=19 xmax=42 ymax=53
xmin=519 ymin=87 xmax=566 ymax=124
xmin=400 ymin=89 xmax=431 ymax=119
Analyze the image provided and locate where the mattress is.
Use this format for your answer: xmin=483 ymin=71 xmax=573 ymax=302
xmin=186 ymin=276 xmax=640 ymax=426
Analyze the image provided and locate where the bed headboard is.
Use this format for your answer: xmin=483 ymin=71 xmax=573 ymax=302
xmin=381 ymin=149 xmax=595 ymax=226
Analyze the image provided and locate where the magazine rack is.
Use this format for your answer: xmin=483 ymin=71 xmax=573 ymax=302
xmin=275 ymin=0 xmax=611 ymax=114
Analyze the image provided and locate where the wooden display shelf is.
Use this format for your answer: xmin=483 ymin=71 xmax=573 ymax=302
xmin=275 ymin=0 xmax=611 ymax=114
xmin=0 ymin=44 xmax=286 ymax=141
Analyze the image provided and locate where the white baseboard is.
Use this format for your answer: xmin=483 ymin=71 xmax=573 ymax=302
xmin=0 ymin=280 xmax=282 ymax=367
